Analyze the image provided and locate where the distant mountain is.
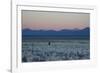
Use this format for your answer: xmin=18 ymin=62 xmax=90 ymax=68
xmin=22 ymin=27 xmax=90 ymax=37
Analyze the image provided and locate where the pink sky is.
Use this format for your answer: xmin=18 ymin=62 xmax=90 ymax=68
xmin=22 ymin=10 xmax=90 ymax=30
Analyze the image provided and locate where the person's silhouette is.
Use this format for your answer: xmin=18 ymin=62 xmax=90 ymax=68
xmin=48 ymin=41 xmax=51 ymax=46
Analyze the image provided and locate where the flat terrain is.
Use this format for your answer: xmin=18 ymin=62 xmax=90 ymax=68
xmin=22 ymin=39 xmax=90 ymax=62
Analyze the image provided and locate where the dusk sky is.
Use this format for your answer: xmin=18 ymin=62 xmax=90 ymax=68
xmin=22 ymin=10 xmax=90 ymax=30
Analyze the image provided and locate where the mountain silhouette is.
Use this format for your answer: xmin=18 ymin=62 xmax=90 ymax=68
xmin=22 ymin=27 xmax=90 ymax=37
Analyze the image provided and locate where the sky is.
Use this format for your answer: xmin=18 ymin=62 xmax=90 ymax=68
xmin=22 ymin=10 xmax=90 ymax=30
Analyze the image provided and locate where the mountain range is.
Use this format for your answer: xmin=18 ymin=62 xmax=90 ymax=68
xmin=22 ymin=27 xmax=89 ymax=37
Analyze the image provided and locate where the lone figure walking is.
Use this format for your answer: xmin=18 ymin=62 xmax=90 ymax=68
xmin=48 ymin=41 xmax=51 ymax=46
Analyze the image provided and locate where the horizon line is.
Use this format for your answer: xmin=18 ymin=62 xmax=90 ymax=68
xmin=22 ymin=27 xmax=89 ymax=31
